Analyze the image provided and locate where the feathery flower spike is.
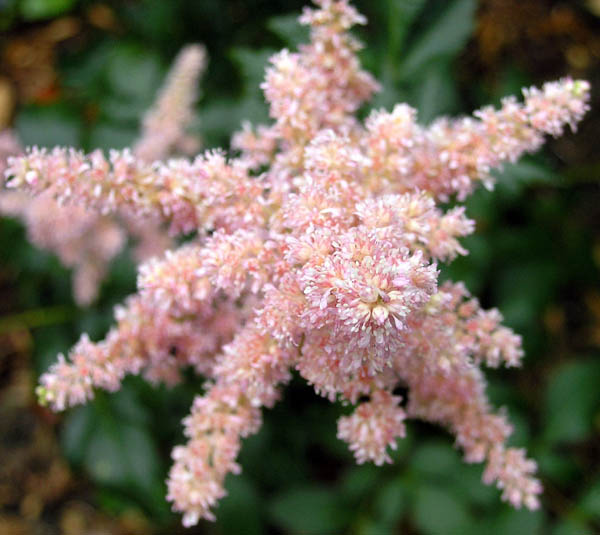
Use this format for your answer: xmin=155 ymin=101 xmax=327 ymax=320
xmin=3 ymin=0 xmax=590 ymax=525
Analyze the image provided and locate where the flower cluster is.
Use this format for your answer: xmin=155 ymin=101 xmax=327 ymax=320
xmin=0 ymin=44 xmax=206 ymax=304
xmin=3 ymin=0 xmax=590 ymax=526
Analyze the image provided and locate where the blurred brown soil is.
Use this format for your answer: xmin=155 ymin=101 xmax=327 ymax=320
xmin=0 ymin=328 xmax=152 ymax=535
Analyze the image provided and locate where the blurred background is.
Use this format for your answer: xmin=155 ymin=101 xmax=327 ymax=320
xmin=0 ymin=0 xmax=599 ymax=533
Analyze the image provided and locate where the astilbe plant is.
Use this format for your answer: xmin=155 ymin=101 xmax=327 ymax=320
xmin=3 ymin=0 xmax=591 ymax=527
xmin=0 ymin=44 xmax=206 ymax=304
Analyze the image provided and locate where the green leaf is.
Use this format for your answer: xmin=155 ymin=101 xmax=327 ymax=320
xmin=199 ymin=98 xmax=268 ymax=148
xmin=410 ymin=441 xmax=462 ymax=481
xmin=495 ymin=262 xmax=559 ymax=330
xmin=341 ymin=465 xmax=380 ymax=501
xmin=492 ymin=508 xmax=545 ymax=535
xmin=372 ymin=478 xmax=407 ymax=526
xmin=386 ymin=0 xmax=427 ymax=57
xmin=400 ymin=0 xmax=476 ymax=79
xmin=218 ymin=476 xmax=263 ymax=535
xmin=61 ymin=42 xmax=112 ymax=93
xmin=413 ymin=485 xmax=472 ymax=535
xmin=65 ymin=392 xmax=164 ymax=510
xmin=268 ymin=14 xmax=309 ymax=49
xmin=357 ymin=518 xmax=398 ymax=535
xmin=84 ymin=417 xmax=130 ymax=487
xmin=110 ymin=387 xmax=151 ymax=427
xmin=410 ymin=61 xmax=459 ymax=123
xmin=87 ymin=123 xmax=137 ymax=152
xmin=32 ymin=326 xmax=72 ymax=376
xmin=536 ymin=449 xmax=578 ymax=483
xmin=269 ymin=486 xmax=348 ymax=534
xmin=579 ymin=480 xmax=600 ymax=519
xmin=0 ymin=0 xmax=19 ymax=29
xmin=120 ymin=425 xmax=161 ymax=495
xmin=385 ymin=425 xmax=413 ymax=463
xmin=20 ymin=0 xmax=77 ymax=20
xmin=106 ymin=45 xmax=162 ymax=102
xmin=543 ymin=359 xmax=600 ymax=443
xmin=506 ymin=409 xmax=530 ymax=447
xmin=16 ymin=106 xmax=81 ymax=148
xmin=230 ymin=48 xmax=275 ymax=97
xmin=61 ymin=404 xmax=95 ymax=464
xmin=369 ymin=69 xmax=406 ymax=110
xmin=552 ymin=519 xmax=594 ymax=535
xmin=83 ymin=416 xmax=161 ymax=495
xmin=100 ymin=96 xmax=148 ymax=124
xmin=455 ymin=464 xmax=498 ymax=507
xmin=494 ymin=158 xmax=559 ymax=193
